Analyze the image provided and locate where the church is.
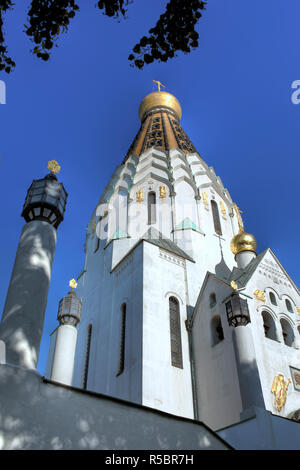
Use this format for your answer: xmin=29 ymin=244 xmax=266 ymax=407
xmin=1 ymin=86 xmax=300 ymax=450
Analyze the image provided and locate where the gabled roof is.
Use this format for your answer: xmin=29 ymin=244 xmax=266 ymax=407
xmin=173 ymin=217 xmax=205 ymax=235
xmin=228 ymin=248 xmax=300 ymax=295
xmin=110 ymin=227 xmax=194 ymax=273
xmin=229 ymin=249 xmax=268 ymax=289
xmin=141 ymin=227 xmax=194 ymax=262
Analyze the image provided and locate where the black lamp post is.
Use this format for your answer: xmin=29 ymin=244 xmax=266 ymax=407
xmin=225 ymin=293 xmax=250 ymax=327
xmin=21 ymin=165 xmax=68 ymax=228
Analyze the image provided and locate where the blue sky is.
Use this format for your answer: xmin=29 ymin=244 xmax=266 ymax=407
xmin=0 ymin=0 xmax=300 ymax=374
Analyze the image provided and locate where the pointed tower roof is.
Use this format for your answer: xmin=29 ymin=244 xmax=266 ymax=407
xmin=124 ymin=89 xmax=197 ymax=160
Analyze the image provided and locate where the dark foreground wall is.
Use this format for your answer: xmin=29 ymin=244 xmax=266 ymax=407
xmin=0 ymin=364 xmax=230 ymax=450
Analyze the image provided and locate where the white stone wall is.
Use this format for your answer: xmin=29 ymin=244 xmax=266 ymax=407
xmin=191 ymin=276 xmax=243 ymax=430
xmin=142 ymin=242 xmax=194 ymax=418
xmin=73 ymin=241 xmax=143 ymax=405
xmin=242 ymin=249 xmax=300 ymax=419
xmin=66 ymin=146 xmax=245 ymax=420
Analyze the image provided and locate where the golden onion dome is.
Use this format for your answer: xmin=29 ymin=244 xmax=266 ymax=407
xmin=138 ymin=91 xmax=182 ymax=122
xmin=230 ymin=231 xmax=257 ymax=256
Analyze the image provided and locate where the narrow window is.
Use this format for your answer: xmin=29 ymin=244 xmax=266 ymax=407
xmin=169 ymin=297 xmax=183 ymax=368
xmin=209 ymin=293 xmax=216 ymax=308
xmin=285 ymin=299 xmax=293 ymax=313
xmin=117 ymin=303 xmax=126 ymax=376
xmin=262 ymin=311 xmax=277 ymax=341
xmin=280 ymin=318 xmax=295 ymax=347
xmin=83 ymin=324 xmax=92 ymax=389
xmin=148 ymin=191 xmax=156 ymax=225
xmin=211 ymin=200 xmax=222 ymax=235
xmin=94 ymin=237 xmax=100 ymax=252
xmin=269 ymin=292 xmax=277 ymax=306
xmin=211 ymin=315 xmax=224 ymax=345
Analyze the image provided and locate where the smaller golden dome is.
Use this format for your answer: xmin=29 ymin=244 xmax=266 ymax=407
xmin=138 ymin=91 xmax=182 ymax=122
xmin=230 ymin=231 xmax=257 ymax=256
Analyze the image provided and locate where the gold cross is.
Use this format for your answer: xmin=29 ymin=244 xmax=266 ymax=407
xmin=153 ymin=80 xmax=166 ymax=92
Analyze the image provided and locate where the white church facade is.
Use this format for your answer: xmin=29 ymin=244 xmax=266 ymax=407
xmin=1 ymin=89 xmax=300 ymax=449
xmin=47 ymin=89 xmax=300 ymax=438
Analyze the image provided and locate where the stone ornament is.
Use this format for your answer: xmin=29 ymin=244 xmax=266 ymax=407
xmin=136 ymin=189 xmax=144 ymax=202
xmin=220 ymin=200 xmax=226 ymax=215
xmin=253 ymin=289 xmax=266 ymax=302
xmin=159 ymin=186 xmax=166 ymax=198
xmin=271 ymin=374 xmax=291 ymax=412
xmin=202 ymin=192 xmax=208 ymax=206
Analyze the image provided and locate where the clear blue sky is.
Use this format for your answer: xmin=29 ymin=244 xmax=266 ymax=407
xmin=0 ymin=0 xmax=299 ymax=374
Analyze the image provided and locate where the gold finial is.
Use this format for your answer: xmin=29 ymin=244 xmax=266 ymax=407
xmin=69 ymin=279 xmax=77 ymax=290
xmin=232 ymin=203 xmax=244 ymax=233
xmin=153 ymin=80 xmax=166 ymax=93
xmin=48 ymin=160 xmax=61 ymax=175
xmin=230 ymin=280 xmax=238 ymax=290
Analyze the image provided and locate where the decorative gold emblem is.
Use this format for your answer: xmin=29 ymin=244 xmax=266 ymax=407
xmin=296 ymin=307 xmax=300 ymax=315
xmin=202 ymin=192 xmax=208 ymax=206
xmin=159 ymin=186 xmax=166 ymax=198
xmin=47 ymin=160 xmax=61 ymax=174
xmin=232 ymin=203 xmax=244 ymax=233
xmin=254 ymin=289 xmax=266 ymax=302
xmin=271 ymin=374 xmax=291 ymax=412
xmin=230 ymin=280 xmax=238 ymax=290
xmin=69 ymin=279 xmax=77 ymax=290
xmin=153 ymin=80 xmax=166 ymax=92
xmin=220 ymin=200 xmax=226 ymax=215
xmin=136 ymin=189 xmax=144 ymax=202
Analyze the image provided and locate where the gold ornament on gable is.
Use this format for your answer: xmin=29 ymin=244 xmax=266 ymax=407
xmin=253 ymin=289 xmax=265 ymax=302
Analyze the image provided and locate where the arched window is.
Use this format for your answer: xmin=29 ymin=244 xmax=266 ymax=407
xmin=83 ymin=324 xmax=92 ymax=389
xmin=211 ymin=200 xmax=222 ymax=235
xmin=169 ymin=297 xmax=183 ymax=368
xmin=269 ymin=292 xmax=277 ymax=306
xmin=117 ymin=303 xmax=127 ymax=376
xmin=211 ymin=315 xmax=224 ymax=345
xmin=148 ymin=191 xmax=156 ymax=225
xmin=209 ymin=293 xmax=216 ymax=308
xmin=285 ymin=299 xmax=293 ymax=313
xmin=262 ymin=311 xmax=277 ymax=341
xmin=280 ymin=318 xmax=295 ymax=347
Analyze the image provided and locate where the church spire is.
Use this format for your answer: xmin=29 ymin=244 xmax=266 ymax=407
xmin=125 ymin=86 xmax=197 ymax=159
